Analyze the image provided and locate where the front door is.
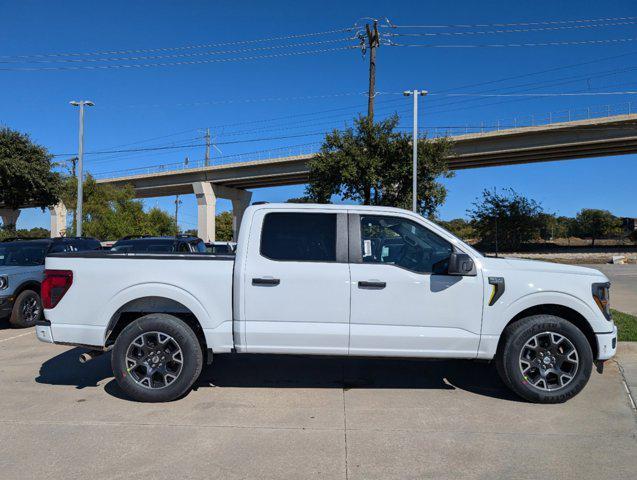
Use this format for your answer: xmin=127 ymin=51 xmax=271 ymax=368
xmin=242 ymin=209 xmax=350 ymax=354
xmin=349 ymin=213 xmax=484 ymax=358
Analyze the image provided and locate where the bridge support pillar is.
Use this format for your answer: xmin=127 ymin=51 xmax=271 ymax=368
xmin=49 ymin=203 xmax=67 ymax=238
xmin=0 ymin=208 xmax=20 ymax=231
xmin=193 ymin=182 xmax=216 ymax=242
xmin=230 ymin=190 xmax=252 ymax=242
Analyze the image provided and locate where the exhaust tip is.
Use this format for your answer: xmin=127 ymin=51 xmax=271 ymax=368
xmin=78 ymin=350 xmax=102 ymax=364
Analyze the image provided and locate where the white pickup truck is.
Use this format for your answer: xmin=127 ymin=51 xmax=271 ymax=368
xmin=36 ymin=203 xmax=617 ymax=403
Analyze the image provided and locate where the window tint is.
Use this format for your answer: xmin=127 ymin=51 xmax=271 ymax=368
xmin=261 ymin=212 xmax=337 ymax=262
xmin=210 ymin=244 xmax=232 ymax=254
xmin=194 ymin=240 xmax=207 ymax=253
xmin=111 ymin=239 xmax=175 ymax=253
xmin=49 ymin=243 xmax=71 ymax=253
xmin=0 ymin=244 xmax=48 ymax=266
xmin=360 ymin=215 xmax=453 ymax=274
xmin=178 ymin=242 xmax=191 ymax=253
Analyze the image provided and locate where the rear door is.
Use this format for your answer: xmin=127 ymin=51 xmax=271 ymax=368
xmin=242 ymin=209 xmax=350 ymax=354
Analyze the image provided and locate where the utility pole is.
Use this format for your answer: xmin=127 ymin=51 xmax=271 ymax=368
xmin=364 ymin=20 xmax=380 ymax=123
xmin=69 ymin=100 xmax=94 ymax=237
xmin=174 ymin=194 xmax=182 ymax=234
xmin=205 ymin=128 xmax=211 ymax=166
xmin=403 ymin=90 xmax=428 ymax=213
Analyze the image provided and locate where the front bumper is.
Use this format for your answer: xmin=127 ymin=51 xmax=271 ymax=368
xmin=35 ymin=320 xmax=54 ymax=344
xmin=595 ymin=324 xmax=618 ymax=360
xmin=0 ymin=294 xmax=14 ymax=318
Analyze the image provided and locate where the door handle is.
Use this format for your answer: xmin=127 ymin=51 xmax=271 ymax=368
xmin=252 ymin=277 xmax=280 ymax=286
xmin=358 ymin=280 xmax=386 ymax=289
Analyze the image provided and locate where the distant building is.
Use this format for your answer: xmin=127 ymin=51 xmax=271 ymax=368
xmin=621 ymin=218 xmax=637 ymax=233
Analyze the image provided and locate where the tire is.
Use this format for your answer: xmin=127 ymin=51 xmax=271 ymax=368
xmin=496 ymin=314 xmax=593 ymax=403
xmin=9 ymin=289 xmax=42 ymax=328
xmin=112 ymin=314 xmax=203 ymax=402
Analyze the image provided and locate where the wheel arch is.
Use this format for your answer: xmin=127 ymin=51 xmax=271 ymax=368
xmin=497 ymin=303 xmax=598 ymax=359
xmin=13 ymin=280 xmax=41 ymax=298
xmin=101 ymin=284 xmax=213 ymax=355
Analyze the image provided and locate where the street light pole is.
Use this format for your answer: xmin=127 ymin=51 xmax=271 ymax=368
xmin=69 ymin=100 xmax=94 ymax=237
xmin=403 ymin=90 xmax=427 ymax=213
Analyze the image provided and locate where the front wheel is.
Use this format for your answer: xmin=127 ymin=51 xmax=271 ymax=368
xmin=112 ymin=314 xmax=203 ymax=402
xmin=496 ymin=315 xmax=593 ymax=403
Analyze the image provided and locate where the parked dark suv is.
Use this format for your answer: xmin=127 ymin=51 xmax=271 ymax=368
xmin=0 ymin=237 xmax=102 ymax=327
xmin=110 ymin=235 xmax=207 ymax=254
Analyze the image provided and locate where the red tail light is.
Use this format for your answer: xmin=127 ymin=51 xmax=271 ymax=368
xmin=42 ymin=270 xmax=73 ymax=309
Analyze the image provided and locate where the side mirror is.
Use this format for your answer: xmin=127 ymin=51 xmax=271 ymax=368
xmin=448 ymin=252 xmax=476 ymax=276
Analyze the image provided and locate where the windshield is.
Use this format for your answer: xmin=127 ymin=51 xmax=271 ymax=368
xmin=0 ymin=243 xmax=49 ymax=266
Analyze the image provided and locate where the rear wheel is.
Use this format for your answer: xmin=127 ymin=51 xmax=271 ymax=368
xmin=9 ymin=290 xmax=42 ymax=328
xmin=112 ymin=314 xmax=203 ymax=402
xmin=496 ymin=315 xmax=593 ymax=403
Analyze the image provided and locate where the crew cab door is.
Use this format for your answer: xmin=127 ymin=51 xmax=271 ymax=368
xmin=242 ymin=209 xmax=350 ymax=354
xmin=348 ymin=213 xmax=483 ymax=358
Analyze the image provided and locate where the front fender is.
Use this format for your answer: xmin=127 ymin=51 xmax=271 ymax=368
xmin=501 ymin=290 xmax=601 ymax=333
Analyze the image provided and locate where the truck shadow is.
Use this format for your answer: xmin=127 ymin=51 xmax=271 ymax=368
xmin=36 ymin=349 xmax=522 ymax=402
xmin=194 ymin=354 xmax=522 ymax=401
xmin=36 ymin=347 xmax=113 ymax=389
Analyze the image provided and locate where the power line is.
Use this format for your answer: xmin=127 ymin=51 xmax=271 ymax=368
xmin=416 ymin=50 xmax=637 ymax=96
xmin=382 ymin=15 xmax=637 ymax=29
xmin=428 ymin=91 xmax=637 ymax=97
xmin=388 ymin=62 xmax=637 ymax=117
xmin=0 ymin=37 xmax=357 ymax=65
xmin=383 ymin=21 xmax=637 ymax=37
xmin=0 ymin=26 xmax=356 ymax=59
xmin=385 ymin=37 xmax=637 ymax=48
xmin=89 ymin=142 xmax=323 ymax=176
xmin=104 ymin=91 xmax=369 ymax=110
xmin=0 ymin=46 xmax=356 ymax=71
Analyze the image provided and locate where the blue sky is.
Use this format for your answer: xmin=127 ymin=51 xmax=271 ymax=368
xmin=2 ymin=0 xmax=636 ymax=232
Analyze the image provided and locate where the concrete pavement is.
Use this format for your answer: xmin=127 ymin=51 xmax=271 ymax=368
xmin=0 ymin=326 xmax=635 ymax=480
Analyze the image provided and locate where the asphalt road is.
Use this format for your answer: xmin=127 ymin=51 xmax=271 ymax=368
xmin=583 ymin=264 xmax=637 ymax=315
xmin=0 ymin=326 xmax=635 ymax=480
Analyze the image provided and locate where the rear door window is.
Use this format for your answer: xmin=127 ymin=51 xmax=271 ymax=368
xmin=260 ymin=212 xmax=337 ymax=262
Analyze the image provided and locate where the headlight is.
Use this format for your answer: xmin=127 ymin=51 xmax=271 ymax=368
xmin=0 ymin=275 xmax=8 ymax=290
xmin=592 ymin=282 xmax=611 ymax=320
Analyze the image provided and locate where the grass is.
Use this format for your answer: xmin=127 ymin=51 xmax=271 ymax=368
xmin=612 ymin=309 xmax=637 ymax=342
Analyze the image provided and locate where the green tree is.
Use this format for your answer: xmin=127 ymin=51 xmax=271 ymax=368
xmin=572 ymin=209 xmax=622 ymax=245
xmin=0 ymin=226 xmax=50 ymax=241
xmin=183 ymin=211 xmax=233 ymax=241
xmin=61 ymin=175 xmax=176 ymax=240
xmin=305 ymin=115 xmax=453 ymax=218
xmin=0 ymin=128 xmax=62 ymax=230
xmin=468 ymin=188 xmax=544 ymax=251
xmin=215 ymin=211 xmax=233 ymax=241
xmin=537 ymin=213 xmax=573 ymax=241
xmin=438 ymin=218 xmax=475 ymax=240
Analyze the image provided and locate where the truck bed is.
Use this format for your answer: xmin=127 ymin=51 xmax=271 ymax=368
xmin=44 ymin=251 xmax=236 ymax=350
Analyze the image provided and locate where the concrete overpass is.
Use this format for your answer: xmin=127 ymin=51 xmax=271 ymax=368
xmin=5 ymin=114 xmax=637 ymax=240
